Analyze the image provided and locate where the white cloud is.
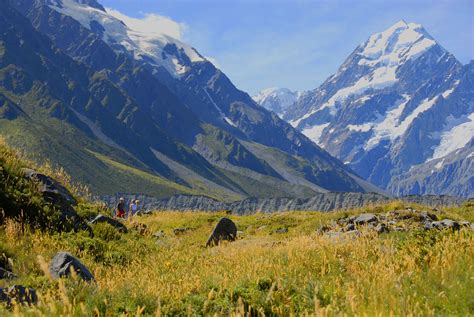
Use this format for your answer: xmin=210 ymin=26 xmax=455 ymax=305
xmin=106 ymin=8 xmax=186 ymax=40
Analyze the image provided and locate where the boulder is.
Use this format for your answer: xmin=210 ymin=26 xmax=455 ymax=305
xmin=49 ymin=252 xmax=95 ymax=282
xmin=21 ymin=168 xmax=89 ymax=232
xmin=0 ymin=267 xmax=16 ymax=280
xmin=0 ymin=285 xmax=37 ymax=306
xmin=354 ymin=213 xmax=377 ymax=225
xmin=206 ymin=217 xmax=237 ymax=247
xmin=89 ymin=214 xmax=128 ymax=233
xmin=432 ymin=219 xmax=460 ymax=230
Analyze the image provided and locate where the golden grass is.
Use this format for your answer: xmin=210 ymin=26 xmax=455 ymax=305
xmin=1 ymin=208 xmax=473 ymax=316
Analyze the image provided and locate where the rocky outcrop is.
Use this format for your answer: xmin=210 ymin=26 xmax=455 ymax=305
xmin=22 ymin=169 xmax=89 ymax=232
xmin=49 ymin=252 xmax=95 ymax=282
xmin=89 ymin=214 xmax=128 ymax=233
xmin=319 ymin=208 xmax=473 ymax=237
xmin=100 ymin=193 xmax=471 ymax=214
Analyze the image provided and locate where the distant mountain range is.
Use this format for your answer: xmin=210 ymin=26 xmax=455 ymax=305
xmin=252 ymin=88 xmax=300 ymax=117
xmin=0 ymin=0 xmax=382 ymax=201
xmin=254 ymin=20 xmax=473 ymax=197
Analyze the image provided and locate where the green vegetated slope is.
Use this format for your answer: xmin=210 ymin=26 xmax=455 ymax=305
xmin=1 ymin=139 xmax=473 ymax=316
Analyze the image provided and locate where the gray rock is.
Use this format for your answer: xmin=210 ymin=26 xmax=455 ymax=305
xmin=206 ymin=217 xmax=237 ymax=247
xmin=0 ymin=285 xmax=37 ymax=306
xmin=49 ymin=252 xmax=95 ymax=282
xmin=432 ymin=219 xmax=460 ymax=230
xmin=273 ymin=228 xmax=288 ymax=234
xmin=424 ymin=221 xmax=434 ymax=230
xmin=0 ymin=267 xmax=16 ymax=280
xmin=89 ymin=214 xmax=128 ymax=233
xmin=419 ymin=211 xmax=438 ymax=222
xmin=471 ymin=223 xmax=474 ymax=231
xmin=22 ymin=168 xmax=89 ymax=232
xmin=354 ymin=213 xmax=377 ymax=225
xmin=373 ymin=223 xmax=389 ymax=234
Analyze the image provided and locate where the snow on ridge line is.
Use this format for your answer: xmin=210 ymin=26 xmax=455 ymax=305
xmin=49 ymin=0 xmax=205 ymax=77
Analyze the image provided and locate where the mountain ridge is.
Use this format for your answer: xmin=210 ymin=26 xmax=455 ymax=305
xmin=1 ymin=0 xmax=381 ymax=201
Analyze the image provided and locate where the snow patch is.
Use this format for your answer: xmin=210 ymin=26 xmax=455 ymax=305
xmin=429 ymin=113 xmax=474 ymax=161
xmin=302 ymin=123 xmax=330 ymax=146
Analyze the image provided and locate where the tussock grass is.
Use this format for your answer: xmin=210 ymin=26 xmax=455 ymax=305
xmin=1 ymin=136 xmax=473 ymax=315
xmin=1 ymin=208 xmax=473 ymax=316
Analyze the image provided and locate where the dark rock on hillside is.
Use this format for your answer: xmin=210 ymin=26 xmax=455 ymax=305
xmin=206 ymin=217 xmax=237 ymax=247
xmin=0 ymin=285 xmax=37 ymax=306
xmin=89 ymin=214 xmax=128 ymax=233
xmin=22 ymin=168 xmax=77 ymax=206
xmin=22 ymin=168 xmax=89 ymax=232
xmin=49 ymin=252 xmax=95 ymax=282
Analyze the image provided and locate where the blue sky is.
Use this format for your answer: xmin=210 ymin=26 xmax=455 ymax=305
xmin=101 ymin=0 xmax=473 ymax=95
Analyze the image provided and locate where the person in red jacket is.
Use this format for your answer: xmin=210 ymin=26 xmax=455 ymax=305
xmin=115 ymin=197 xmax=126 ymax=218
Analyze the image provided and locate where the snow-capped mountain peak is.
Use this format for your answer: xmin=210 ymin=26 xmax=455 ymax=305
xmin=252 ymin=87 xmax=300 ymax=116
xmin=49 ymin=0 xmax=206 ymax=77
xmin=357 ymin=20 xmax=438 ymax=68
xmin=283 ymin=20 xmax=471 ymax=197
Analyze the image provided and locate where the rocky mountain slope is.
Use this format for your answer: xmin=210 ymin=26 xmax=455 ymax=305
xmin=100 ymin=193 xmax=470 ymax=215
xmin=283 ymin=20 xmax=473 ymax=197
xmin=0 ymin=0 xmax=381 ymax=200
xmin=252 ymin=87 xmax=300 ymax=117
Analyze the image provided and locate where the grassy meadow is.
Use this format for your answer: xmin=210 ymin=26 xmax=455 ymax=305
xmin=1 ymin=137 xmax=473 ymax=316
xmin=1 ymin=204 xmax=473 ymax=316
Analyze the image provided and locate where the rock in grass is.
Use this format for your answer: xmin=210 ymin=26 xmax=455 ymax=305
xmin=49 ymin=252 xmax=95 ymax=282
xmin=0 ymin=267 xmax=16 ymax=280
xmin=0 ymin=285 xmax=37 ymax=306
xmin=354 ymin=213 xmax=377 ymax=225
xmin=21 ymin=168 xmax=90 ymax=232
xmin=273 ymin=228 xmax=288 ymax=234
xmin=373 ymin=223 xmax=389 ymax=234
xmin=89 ymin=214 xmax=128 ymax=233
xmin=432 ymin=219 xmax=460 ymax=230
xmin=206 ymin=217 xmax=237 ymax=247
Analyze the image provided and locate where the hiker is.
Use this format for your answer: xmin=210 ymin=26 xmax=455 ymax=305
xmin=129 ymin=199 xmax=140 ymax=217
xmin=115 ymin=197 xmax=126 ymax=218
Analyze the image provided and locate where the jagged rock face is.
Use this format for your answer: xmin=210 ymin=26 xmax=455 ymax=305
xmin=99 ymin=193 xmax=470 ymax=215
xmin=284 ymin=21 xmax=473 ymax=197
xmin=2 ymin=0 xmax=378 ymax=200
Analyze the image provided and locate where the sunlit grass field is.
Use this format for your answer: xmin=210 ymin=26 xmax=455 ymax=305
xmin=1 ymin=203 xmax=473 ymax=316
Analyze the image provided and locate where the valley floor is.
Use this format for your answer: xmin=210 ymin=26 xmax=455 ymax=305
xmin=1 ymin=203 xmax=473 ymax=316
